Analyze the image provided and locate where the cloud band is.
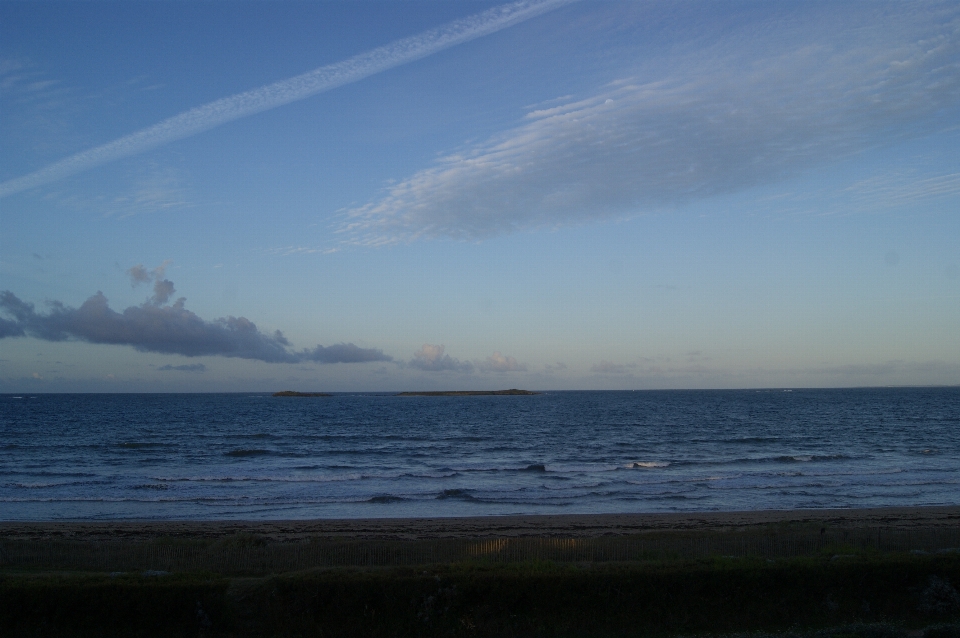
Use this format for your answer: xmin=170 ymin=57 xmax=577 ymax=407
xmin=0 ymin=289 xmax=391 ymax=365
xmin=0 ymin=0 xmax=574 ymax=199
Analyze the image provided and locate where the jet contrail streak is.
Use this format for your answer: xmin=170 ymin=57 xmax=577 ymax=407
xmin=0 ymin=0 xmax=575 ymax=199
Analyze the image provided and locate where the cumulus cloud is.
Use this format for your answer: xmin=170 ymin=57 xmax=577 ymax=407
xmin=343 ymin=4 xmax=960 ymax=243
xmin=0 ymin=271 xmax=391 ymax=365
xmin=407 ymin=344 xmax=474 ymax=372
xmin=127 ymin=264 xmax=152 ymax=285
xmin=478 ymin=351 xmax=527 ymax=372
xmin=128 ymin=261 xmax=176 ymax=304
xmin=157 ymin=363 xmax=206 ymax=372
xmin=150 ymin=279 xmax=175 ymax=304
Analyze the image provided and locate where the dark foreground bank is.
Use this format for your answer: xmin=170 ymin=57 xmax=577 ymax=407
xmin=3 ymin=550 xmax=960 ymax=637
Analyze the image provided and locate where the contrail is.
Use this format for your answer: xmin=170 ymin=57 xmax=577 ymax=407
xmin=0 ymin=0 xmax=575 ymax=199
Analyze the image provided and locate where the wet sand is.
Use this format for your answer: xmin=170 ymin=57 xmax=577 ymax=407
xmin=2 ymin=505 xmax=958 ymax=543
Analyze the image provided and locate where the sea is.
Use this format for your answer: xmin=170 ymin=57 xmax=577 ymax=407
xmin=1 ymin=388 xmax=958 ymax=520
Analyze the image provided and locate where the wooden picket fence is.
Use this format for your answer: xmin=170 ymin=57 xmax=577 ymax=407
xmin=1 ymin=527 xmax=958 ymax=575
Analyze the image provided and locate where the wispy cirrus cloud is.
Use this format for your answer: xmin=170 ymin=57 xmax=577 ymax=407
xmin=0 ymin=0 xmax=575 ymax=198
xmin=343 ymin=3 xmax=960 ymax=244
xmin=0 ymin=265 xmax=391 ymax=365
xmin=843 ymin=171 xmax=960 ymax=211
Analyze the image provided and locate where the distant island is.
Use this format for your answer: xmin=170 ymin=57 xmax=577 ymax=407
xmin=272 ymin=391 xmax=332 ymax=397
xmin=395 ymin=389 xmax=540 ymax=396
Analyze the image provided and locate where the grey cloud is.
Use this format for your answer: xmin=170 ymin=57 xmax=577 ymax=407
xmin=300 ymin=342 xmax=392 ymax=364
xmin=0 ymin=290 xmax=297 ymax=362
xmin=0 ymin=285 xmax=390 ymax=365
xmin=128 ymin=261 xmax=176 ymax=304
xmin=157 ymin=363 xmax=206 ymax=372
xmin=151 ymin=279 xmax=175 ymax=304
xmin=478 ymin=351 xmax=527 ymax=373
xmin=344 ymin=4 xmax=960 ymax=243
xmin=0 ymin=315 xmax=24 ymax=338
xmin=407 ymin=344 xmax=474 ymax=373
xmin=128 ymin=264 xmax=151 ymax=285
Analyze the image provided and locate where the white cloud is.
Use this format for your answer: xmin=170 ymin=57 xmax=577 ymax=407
xmin=407 ymin=344 xmax=474 ymax=372
xmin=478 ymin=351 xmax=527 ymax=372
xmin=0 ymin=0 xmax=575 ymax=198
xmin=343 ymin=4 xmax=960 ymax=243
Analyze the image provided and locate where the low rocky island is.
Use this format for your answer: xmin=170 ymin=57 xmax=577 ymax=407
xmin=395 ymin=389 xmax=540 ymax=396
xmin=272 ymin=390 xmax=332 ymax=397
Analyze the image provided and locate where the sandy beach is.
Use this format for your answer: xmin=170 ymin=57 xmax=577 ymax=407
xmin=2 ymin=505 xmax=957 ymax=543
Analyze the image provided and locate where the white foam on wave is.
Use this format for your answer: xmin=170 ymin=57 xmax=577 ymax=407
xmin=629 ymin=461 xmax=671 ymax=468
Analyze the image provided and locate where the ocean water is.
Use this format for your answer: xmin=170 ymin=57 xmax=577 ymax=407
xmin=1 ymin=389 xmax=958 ymax=520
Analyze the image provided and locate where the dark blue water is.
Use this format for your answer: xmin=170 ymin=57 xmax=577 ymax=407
xmin=1 ymin=389 xmax=958 ymax=520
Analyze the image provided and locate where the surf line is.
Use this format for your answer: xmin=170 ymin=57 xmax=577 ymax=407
xmin=0 ymin=0 xmax=576 ymax=198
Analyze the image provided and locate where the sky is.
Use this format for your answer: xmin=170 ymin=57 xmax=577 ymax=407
xmin=1 ymin=0 xmax=959 ymax=392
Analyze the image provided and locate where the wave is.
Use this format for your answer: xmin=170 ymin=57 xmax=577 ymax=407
xmin=11 ymin=479 xmax=112 ymax=488
xmin=436 ymin=489 xmax=476 ymax=501
xmin=629 ymin=461 xmax=671 ymax=469
xmin=117 ymin=442 xmax=170 ymax=450
xmin=366 ymin=495 xmax=407 ymax=504
xmin=224 ymin=449 xmax=273 ymax=457
xmin=403 ymin=471 xmax=459 ymax=479
xmin=150 ymin=469 xmax=458 ymax=484
xmin=154 ymin=473 xmax=364 ymax=483
xmin=702 ymin=453 xmax=856 ymax=466
xmin=0 ymin=470 xmax=99 ymax=478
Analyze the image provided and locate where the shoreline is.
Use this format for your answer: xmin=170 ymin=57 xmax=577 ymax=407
xmin=3 ymin=505 xmax=958 ymax=542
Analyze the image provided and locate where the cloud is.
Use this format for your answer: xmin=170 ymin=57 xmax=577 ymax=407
xmin=299 ymin=343 xmax=392 ymax=364
xmin=157 ymin=363 xmax=206 ymax=372
xmin=0 ymin=271 xmax=391 ymax=365
xmin=478 ymin=351 xmax=527 ymax=372
xmin=343 ymin=3 xmax=960 ymax=243
xmin=0 ymin=0 xmax=575 ymax=198
xmin=0 ymin=315 xmax=24 ymax=338
xmin=407 ymin=344 xmax=473 ymax=372
xmin=844 ymin=171 xmax=960 ymax=211
xmin=591 ymin=361 xmax=632 ymax=375
xmin=128 ymin=261 xmax=176 ymax=304
xmin=127 ymin=264 xmax=152 ymax=285
xmin=0 ymin=290 xmax=299 ymax=362
xmin=109 ymin=167 xmax=192 ymax=217
xmin=151 ymin=279 xmax=175 ymax=304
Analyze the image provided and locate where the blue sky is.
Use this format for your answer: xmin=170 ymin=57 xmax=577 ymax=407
xmin=1 ymin=0 xmax=959 ymax=392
